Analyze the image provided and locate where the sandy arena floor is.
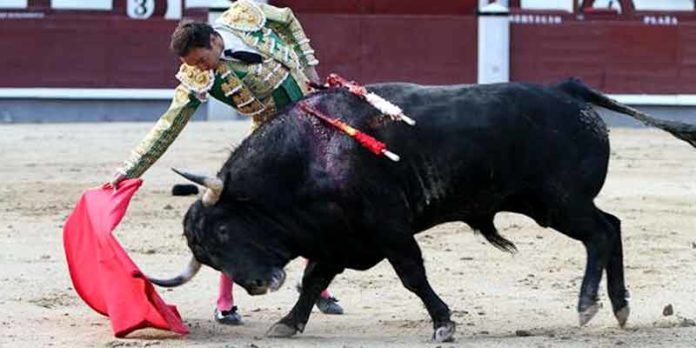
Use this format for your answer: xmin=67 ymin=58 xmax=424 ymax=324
xmin=0 ymin=121 xmax=695 ymax=347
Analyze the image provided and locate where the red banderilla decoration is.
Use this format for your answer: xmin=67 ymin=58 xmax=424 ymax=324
xmin=299 ymin=101 xmax=400 ymax=162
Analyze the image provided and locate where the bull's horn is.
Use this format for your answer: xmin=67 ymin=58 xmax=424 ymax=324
xmin=148 ymin=256 xmax=202 ymax=287
xmin=172 ymin=168 xmax=223 ymax=206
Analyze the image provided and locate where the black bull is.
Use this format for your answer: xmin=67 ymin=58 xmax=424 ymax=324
xmin=151 ymin=79 xmax=696 ymax=342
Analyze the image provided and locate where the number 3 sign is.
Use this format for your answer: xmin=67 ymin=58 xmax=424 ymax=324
xmin=128 ymin=0 xmax=155 ymax=19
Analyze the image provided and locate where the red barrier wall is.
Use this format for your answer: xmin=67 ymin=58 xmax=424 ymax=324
xmin=0 ymin=6 xmax=205 ymax=88
xmin=271 ymin=0 xmax=478 ymax=15
xmin=0 ymin=3 xmax=477 ymax=88
xmin=275 ymin=0 xmax=479 ymax=85
xmin=299 ymin=13 xmax=477 ymax=85
xmin=508 ymin=5 xmax=696 ymax=94
xmin=5 ymin=1 xmax=695 ymax=93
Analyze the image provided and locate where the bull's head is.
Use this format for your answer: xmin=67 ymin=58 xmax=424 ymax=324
xmin=148 ymin=169 xmax=291 ymax=296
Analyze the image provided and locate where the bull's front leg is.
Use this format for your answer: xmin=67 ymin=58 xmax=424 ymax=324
xmin=266 ymin=262 xmax=341 ymax=337
xmin=386 ymin=238 xmax=455 ymax=342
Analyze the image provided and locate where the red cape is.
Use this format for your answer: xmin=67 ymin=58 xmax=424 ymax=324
xmin=63 ymin=179 xmax=189 ymax=337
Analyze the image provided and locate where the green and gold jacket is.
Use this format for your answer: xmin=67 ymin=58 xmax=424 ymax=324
xmin=118 ymin=0 xmax=317 ymax=178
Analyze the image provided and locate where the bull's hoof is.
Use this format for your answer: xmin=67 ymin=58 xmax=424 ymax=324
xmin=266 ymin=322 xmax=299 ymax=338
xmin=433 ymin=322 xmax=456 ymax=343
xmin=578 ymin=302 xmax=601 ymax=326
xmin=614 ymin=305 xmax=630 ymax=328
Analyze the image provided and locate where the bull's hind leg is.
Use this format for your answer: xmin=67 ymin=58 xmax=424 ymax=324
xmin=266 ymin=262 xmax=341 ymax=338
xmin=549 ymin=202 xmax=620 ymax=326
xmin=385 ymin=237 xmax=455 ymax=342
xmin=600 ymin=210 xmax=630 ymax=327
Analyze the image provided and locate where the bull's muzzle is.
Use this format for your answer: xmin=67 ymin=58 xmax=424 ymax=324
xmin=243 ymin=268 xmax=287 ymax=296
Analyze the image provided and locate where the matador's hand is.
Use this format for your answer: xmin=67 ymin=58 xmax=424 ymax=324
xmin=109 ymin=172 xmax=127 ymax=191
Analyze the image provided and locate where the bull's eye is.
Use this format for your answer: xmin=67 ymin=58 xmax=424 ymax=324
xmin=217 ymin=226 xmax=230 ymax=243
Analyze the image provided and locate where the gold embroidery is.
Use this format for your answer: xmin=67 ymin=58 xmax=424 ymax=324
xmin=251 ymin=100 xmax=277 ymax=125
xmin=219 ymin=0 xmax=266 ymax=32
xmin=243 ymin=67 xmax=286 ymax=98
xmin=238 ymin=99 xmax=266 ymax=115
xmin=221 ymin=81 xmax=240 ymax=96
xmin=175 ymin=64 xmax=215 ymax=94
xmin=215 ymin=64 xmax=230 ymax=77
xmin=174 ymin=86 xmax=190 ymax=103
xmin=232 ymin=88 xmax=255 ymax=108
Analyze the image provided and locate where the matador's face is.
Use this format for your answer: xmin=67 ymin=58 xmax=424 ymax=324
xmin=181 ymin=33 xmax=223 ymax=71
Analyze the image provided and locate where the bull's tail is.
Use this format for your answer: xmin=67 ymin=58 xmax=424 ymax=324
xmin=556 ymin=78 xmax=696 ymax=149
xmin=147 ymin=256 xmax=202 ymax=287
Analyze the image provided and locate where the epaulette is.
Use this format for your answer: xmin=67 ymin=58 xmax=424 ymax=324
xmin=217 ymin=0 xmax=266 ymax=32
xmin=175 ymin=64 xmax=215 ymax=100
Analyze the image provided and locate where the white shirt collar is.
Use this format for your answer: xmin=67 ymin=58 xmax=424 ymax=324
xmin=216 ymin=29 xmax=260 ymax=60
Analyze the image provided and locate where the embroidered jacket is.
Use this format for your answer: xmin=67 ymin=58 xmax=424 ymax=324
xmin=117 ymin=0 xmax=317 ymax=178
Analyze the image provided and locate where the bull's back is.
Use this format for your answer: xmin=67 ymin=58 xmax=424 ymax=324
xmin=365 ymin=82 xmax=610 ymax=224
